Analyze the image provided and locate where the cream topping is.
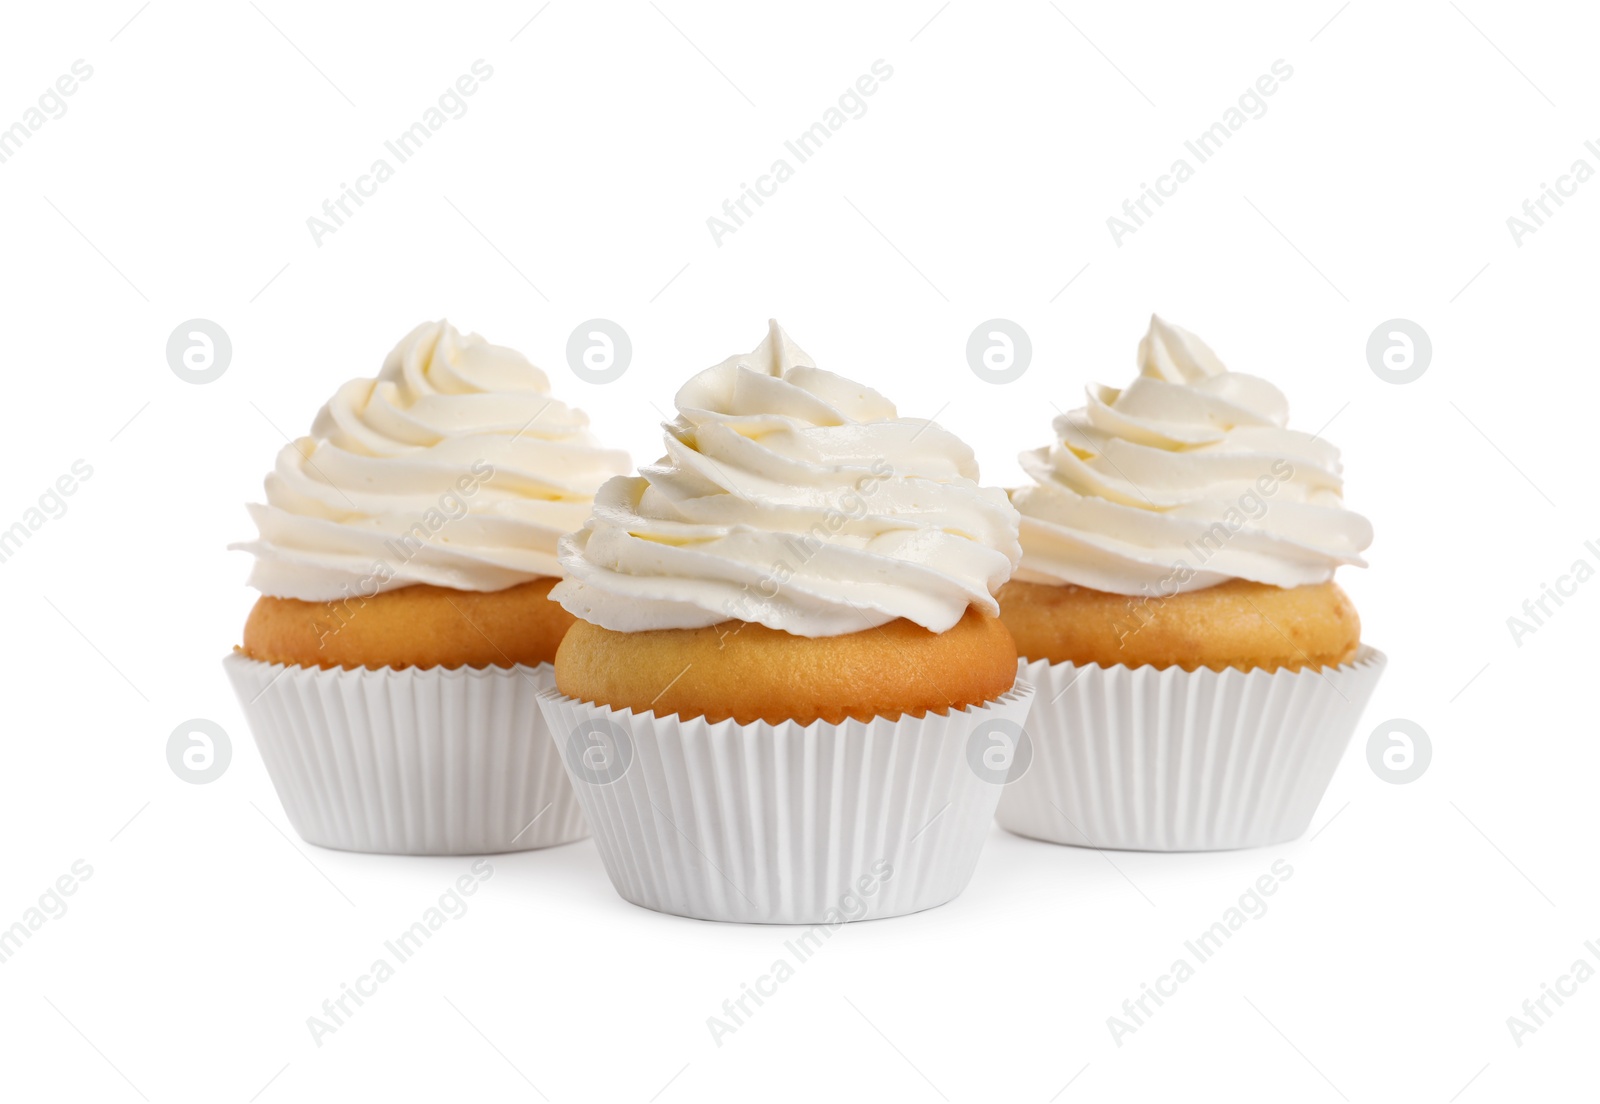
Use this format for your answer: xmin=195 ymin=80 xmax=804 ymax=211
xmin=234 ymin=320 xmax=631 ymax=600
xmin=1011 ymin=315 xmax=1371 ymax=594
xmin=551 ymin=321 xmax=1021 ymax=636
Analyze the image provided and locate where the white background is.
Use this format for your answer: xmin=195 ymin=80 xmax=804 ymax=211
xmin=0 ymin=1 xmax=1593 ymax=1100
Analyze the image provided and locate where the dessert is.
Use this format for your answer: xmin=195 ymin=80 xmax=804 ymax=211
xmin=223 ymin=319 xmax=631 ymax=854
xmin=995 ymin=315 xmax=1386 ymax=850
xmin=538 ymin=320 xmax=1035 ymax=922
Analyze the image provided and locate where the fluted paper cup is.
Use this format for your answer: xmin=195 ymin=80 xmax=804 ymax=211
xmin=537 ymin=683 xmax=1036 ymax=924
xmin=997 ymin=648 xmax=1386 ymax=851
xmin=223 ymin=653 xmax=586 ymax=855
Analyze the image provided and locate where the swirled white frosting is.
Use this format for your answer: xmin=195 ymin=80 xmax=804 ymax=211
xmin=234 ymin=320 xmax=632 ymax=601
xmin=1011 ymin=315 xmax=1372 ymax=594
xmin=551 ymin=321 xmax=1021 ymax=636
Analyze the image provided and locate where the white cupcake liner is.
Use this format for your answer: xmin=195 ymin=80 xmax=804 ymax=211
xmin=996 ymin=647 xmax=1386 ymax=852
xmin=537 ymin=683 xmax=1036 ymax=924
xmin=223 ymin=653 xmax=586 ymax=855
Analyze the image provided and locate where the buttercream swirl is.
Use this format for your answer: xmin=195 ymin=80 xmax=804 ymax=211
xmin=235 ymin=320 xmax=632 ymax=601
xmin=1011 ymin=315 xmax=1371 ymax=594
xmin=551 ymin=321 xmax=1021 ymax=636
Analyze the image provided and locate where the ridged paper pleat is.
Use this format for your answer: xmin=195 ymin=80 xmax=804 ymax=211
xmin=539 ymin=684 xmax=1036 ymax=923
xmin=224 ymin=654 xmax=585 ymax=855
xmin=996 ymin=648 xmax=1386 ymax=851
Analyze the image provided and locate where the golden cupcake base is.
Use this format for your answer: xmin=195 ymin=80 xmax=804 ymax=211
xmin=555 ymin=607 xmax=1019 ymax=725
xmin=240 ymin=577 xmax=573 ymax=670
xmin=997 ymin=578 xmax=1360 ymax=673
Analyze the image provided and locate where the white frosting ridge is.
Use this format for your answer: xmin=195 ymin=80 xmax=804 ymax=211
xmin=234 ymin=320 xmax=632 ymax=601
xmin=1011 ymin=315 xmax=1372 ymax=595
xmin=551 ymin=320 xmax=1021 ymax=636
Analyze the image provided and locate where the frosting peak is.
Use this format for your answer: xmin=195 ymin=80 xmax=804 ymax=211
xmin=1136 ymin=312 xmax=1229 ymax=383
xmin=1012 ymin=315 xmax=1371 ymax=595
xmin=234 ymin=320 xmax=632 ymax=601
xmin=552 ymin=321 xmax=1020 ymax=636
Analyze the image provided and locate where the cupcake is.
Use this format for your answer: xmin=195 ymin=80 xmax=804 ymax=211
xmin=224 ymin=320 xmax=631 ymax=855
xmin=996 ymin=315 xmax=1385 ymax=851
xmin=539 ymin=320 xmax=1035 ymax=923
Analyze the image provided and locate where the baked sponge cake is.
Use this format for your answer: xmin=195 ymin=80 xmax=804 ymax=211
xmin=557 ymin=606 xmax=1018 ymax=726
xmin=242 ymin=578 xmax=573 ymax=671
xmin=999 ymin=577 xmax=1359 ymax=673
